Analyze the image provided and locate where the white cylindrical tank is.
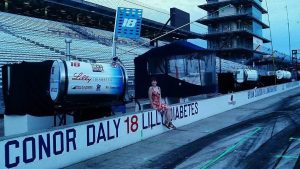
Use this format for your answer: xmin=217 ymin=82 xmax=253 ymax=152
xmin=49 ymin=60 xmax=127 ymax=107
xmin=276 ymin=70 xmax=292 ymax=80
xmin=245 ymin=69 xmax=259 ymax=82
xmin=283 ymin=71 xmax=291 ymax=79
xmin=235 ymin=69 xmax=245 ymax=83
xmin=235 ymin=69 xmax=258 ymax=83
xmin=276 ymin=70 xmax=284 ymax=80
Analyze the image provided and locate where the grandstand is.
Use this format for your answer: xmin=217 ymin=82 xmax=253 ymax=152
xmin=0 ymin=13 xmax=152 ymax=71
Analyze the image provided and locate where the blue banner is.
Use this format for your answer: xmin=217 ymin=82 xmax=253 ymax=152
xmin=115 ymin=7 xmax=143 ymax=39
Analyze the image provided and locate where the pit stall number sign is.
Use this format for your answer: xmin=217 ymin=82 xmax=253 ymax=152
xmin=0 ymin=102 xmax=199 ymax=168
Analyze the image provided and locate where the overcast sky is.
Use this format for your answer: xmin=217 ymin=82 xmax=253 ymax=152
xmin=134 ymin=0 xmax=300 ymax=55
xmin=91 ymin=0 xmax=300 ymax=55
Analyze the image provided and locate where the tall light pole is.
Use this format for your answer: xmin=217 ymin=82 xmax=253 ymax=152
xmin=285 ymin=2 xmax=292 ymax=60
xmin=265 ymin=0 xmax=277 ymax=84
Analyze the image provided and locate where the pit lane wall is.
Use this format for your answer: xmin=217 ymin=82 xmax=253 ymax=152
xmin=0 ymin=81 xmax=299 ymax=169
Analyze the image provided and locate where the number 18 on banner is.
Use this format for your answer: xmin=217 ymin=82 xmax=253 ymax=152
xmin=114 ymin=7 xmax=143 ymax=39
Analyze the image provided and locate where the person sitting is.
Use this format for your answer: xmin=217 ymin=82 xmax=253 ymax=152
xmin=148 ymin=77 xmax=176 ymax=129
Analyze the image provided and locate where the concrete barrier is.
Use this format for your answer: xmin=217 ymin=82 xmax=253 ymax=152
xmin=0 ymin=81 xmax=299 ymax=168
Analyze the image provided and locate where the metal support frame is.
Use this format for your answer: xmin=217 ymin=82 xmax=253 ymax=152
xmin=151 ymin=17 xmax=172 ymax=47
xmin=54 ymin=111 xmax=67 ymax=126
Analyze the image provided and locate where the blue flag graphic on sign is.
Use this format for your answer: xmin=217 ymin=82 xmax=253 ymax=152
xmin=115 ymin=7 xmax=143 ymax=39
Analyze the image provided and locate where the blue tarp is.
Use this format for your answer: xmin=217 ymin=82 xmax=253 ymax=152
xmin=139 ymin=41 xmax=210 ymax=59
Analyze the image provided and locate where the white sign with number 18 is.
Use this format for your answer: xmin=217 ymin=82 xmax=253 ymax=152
xmin=122 ymin=18 xmax=137 ymax=28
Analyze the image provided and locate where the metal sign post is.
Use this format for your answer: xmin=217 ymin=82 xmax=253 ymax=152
xmin=65 ymin=38 xmax=72 ymax=61
xmin=292 ymin=50 xmax=298 ymax=71
xmin=112 ymin=9 xmax=118 ymax=59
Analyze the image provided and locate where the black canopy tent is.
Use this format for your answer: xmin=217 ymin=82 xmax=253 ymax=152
xmin=134 ymin=41 xmax=217 ymax=99
xmin=2 ymin=61 xmax=55 ymax=116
